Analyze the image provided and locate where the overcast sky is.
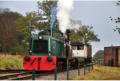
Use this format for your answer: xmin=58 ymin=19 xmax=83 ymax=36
xmin=0 ymin=1 xmax=120 ymax=55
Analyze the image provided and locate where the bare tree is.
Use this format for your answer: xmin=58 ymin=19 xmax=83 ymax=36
xmin=0 ymin=8 xmax=21 ymax=53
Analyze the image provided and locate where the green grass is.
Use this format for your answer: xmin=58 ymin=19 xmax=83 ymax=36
xmin=0 ymin=53 xmax=23 ymax=70
xmin=74 ymin=65 xmax=120 ymax=80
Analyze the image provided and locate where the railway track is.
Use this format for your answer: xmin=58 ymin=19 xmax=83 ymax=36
xmin=0 ymin=70 xmax=31 ymax=80
xmin=0 ymin=69 xmax=84 ymax=80
xmin=0 ymin=70 xmax=53 ymax=80
xmin=0 ymin=69 xmax=67 ymax=80
xmin=0 ymin=63 xmax=94 ymax=80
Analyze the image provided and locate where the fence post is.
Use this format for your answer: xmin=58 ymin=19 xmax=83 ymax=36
xmin=84 ymin=64 xmax=86 ymax=75
xmin=78 ymin=60 xmax=80 ymax=75
xmin=32 ymin=70 xmax=36 ymax=80
xmin=83 ymin=59 xmax=86 ymax=75
xmin=87 ymin=63 xmax=90 ymax=72
xmin=90 ymin=63 xmax=92 ymax=71
xmin=92 ymin=62 xmax=93 ymax=70
xmin=67 ymin=59 xmax=69 ymax=80
xmin=54 ymin=64 xmax=57 ymax=80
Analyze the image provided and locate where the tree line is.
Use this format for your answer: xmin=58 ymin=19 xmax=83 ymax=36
xmin=0 ymin=1 xmax=100 ymax=54
xmin=0 ymin=9 xmax=24 ymax=54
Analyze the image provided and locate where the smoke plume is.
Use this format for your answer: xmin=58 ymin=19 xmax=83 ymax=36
xmin=57 ymin=0 xmax=74 ymax=33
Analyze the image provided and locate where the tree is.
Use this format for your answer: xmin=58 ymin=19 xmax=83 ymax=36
xmin=16 ymin=0 xmax=99 ymax=46
xmin=70 ymin=25 xmax=100 ymax=44
xmin=16 ymin=1 xmax=59 ymax=45
xmin=110 ymin=1 xmax=120 ymax=34
xmin=16 ymin=12 xmax=48 ymax=41
xmin=93 ymin=50 xmax=104 ymax=64
xmin=110 ymin=16 xmax=120 ymax=34
xmin=0 ymin=8 xmax=22 ymax=53
xmin=93 ymin=50 xmax=104 ymax=60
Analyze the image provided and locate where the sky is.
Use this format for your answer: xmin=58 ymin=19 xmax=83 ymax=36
xmin=0 ymin=1 xmax=120 ymax=56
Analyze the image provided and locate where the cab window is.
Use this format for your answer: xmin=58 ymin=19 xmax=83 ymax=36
xmin=32 ymin=40 xmax=48 ymax=54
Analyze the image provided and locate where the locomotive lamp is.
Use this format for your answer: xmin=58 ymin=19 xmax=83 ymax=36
xmin=39 ymin=36 xmax=43 ymax=39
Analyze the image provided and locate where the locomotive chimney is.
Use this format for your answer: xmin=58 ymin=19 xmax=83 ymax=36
xmin=65 ymin=29 xmax=70 ymax=43
xmin=64 ymin=29 xmax=71 ymax=58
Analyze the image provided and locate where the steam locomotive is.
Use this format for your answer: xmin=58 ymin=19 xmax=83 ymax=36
xmin=23 ymin=30 xmax=92 ymax=71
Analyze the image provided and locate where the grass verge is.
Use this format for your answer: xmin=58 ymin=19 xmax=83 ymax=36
xmin=0 ymin=53 xmax=23 ymax=70
xmin=73 ymin=65 xmax=120 ymax=80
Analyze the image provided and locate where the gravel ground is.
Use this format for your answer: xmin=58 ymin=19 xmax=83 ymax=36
xmin=36 ymin=66 xmax=93 ymax=80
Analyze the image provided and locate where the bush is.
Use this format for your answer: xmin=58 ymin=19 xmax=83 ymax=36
xmin=0 ymin=54 xmax=23 ymax=70
xmin=10 ymin=44 xmax=27 ymax=55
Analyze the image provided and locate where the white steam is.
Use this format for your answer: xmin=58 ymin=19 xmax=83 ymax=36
xmin=57 ymin=0 xmax=74 ymax=33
